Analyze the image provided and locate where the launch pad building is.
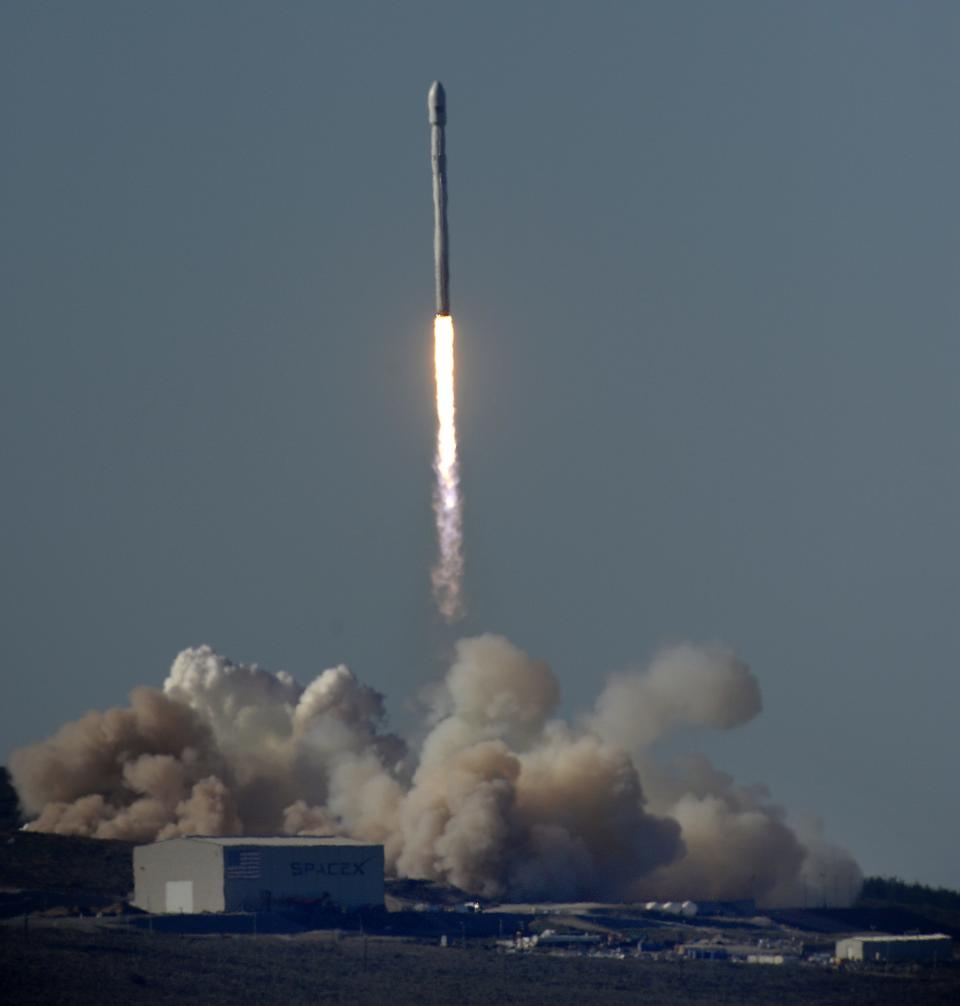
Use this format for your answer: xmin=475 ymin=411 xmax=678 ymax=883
xmin=132 ymin=836 xmax=384 ymax=915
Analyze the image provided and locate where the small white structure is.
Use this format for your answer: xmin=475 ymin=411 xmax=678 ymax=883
xmin=133 ymin=836 xmax=384 ymax=915
xmin=835 ymin=934 xmax=952 ymax=964
xmin=643 ymin=900 xmax=696 ymax=916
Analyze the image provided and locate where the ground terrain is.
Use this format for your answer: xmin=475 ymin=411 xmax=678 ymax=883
xmin=2 ymin=919 xmax=959 ymax=1006
xmin=2 ymin=771 xmax=958 ymax=1004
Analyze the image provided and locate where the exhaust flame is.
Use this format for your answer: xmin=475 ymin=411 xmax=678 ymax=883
xmin=431 ymin=314 xmax=464 ymax=620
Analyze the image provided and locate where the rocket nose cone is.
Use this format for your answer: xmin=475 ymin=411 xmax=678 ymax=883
xmin=428 ymin=80 xmax=446 ymax=124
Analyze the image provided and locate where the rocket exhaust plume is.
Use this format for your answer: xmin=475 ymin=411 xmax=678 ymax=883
xmin=9 ymin=637 xmax=862 ymax=906
xmin=429 ymin=81 xmax=464 ymax=620
xmin=432 ymin=314 xmax=464 ymax=620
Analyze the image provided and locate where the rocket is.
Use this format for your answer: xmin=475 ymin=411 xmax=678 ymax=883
xmin=428 ymin=81 xmax=450 ymax=316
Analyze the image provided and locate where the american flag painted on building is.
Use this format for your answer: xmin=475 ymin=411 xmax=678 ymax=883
xmin=224 ymin=848 xmax=262 ymax=880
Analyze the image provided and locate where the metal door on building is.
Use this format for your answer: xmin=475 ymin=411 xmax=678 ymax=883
xmin=165 ymin=880 xmax=194 ymax=913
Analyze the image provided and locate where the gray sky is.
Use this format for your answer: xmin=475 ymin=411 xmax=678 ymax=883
xmin=2 ymin=1 xmax=958 ymax=888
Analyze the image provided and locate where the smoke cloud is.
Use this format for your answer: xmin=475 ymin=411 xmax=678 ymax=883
xmin=9 ymin=636 xmax=860 ymax=906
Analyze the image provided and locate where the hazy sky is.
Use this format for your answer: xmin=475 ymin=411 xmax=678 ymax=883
xmin=3 ymin=2 xmax=958 ymax=888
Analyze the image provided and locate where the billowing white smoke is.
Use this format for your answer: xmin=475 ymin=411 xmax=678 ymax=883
xmin=589 ymin=644 xmax=762 ymax=749
xmin=8 ymin=636 xmax=860 ymax=906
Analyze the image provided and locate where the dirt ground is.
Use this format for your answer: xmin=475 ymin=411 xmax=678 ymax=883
xmin=3 ymin=919 xmax=958 ymax=1006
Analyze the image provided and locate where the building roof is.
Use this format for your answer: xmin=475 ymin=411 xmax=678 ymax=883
xmin=178 ymin=835 xmax=380 ymax=848
xmin=842 ymin=934 xmax=951 ymax=944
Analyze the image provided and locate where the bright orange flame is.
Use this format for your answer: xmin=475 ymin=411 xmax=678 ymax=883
xmin=432 ymin=314 xmax=464 ymax=620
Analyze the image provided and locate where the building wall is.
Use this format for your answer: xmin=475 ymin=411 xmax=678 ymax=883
xmin=222 ymin=843 xmax=384 ymax=913
xmin=133 ymin=839 xmax=224 ymax=914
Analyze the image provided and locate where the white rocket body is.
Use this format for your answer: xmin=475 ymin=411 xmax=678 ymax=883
xmin=428 ymin=81 xmax=450 ymax=316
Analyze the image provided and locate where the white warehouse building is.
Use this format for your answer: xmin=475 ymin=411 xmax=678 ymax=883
xmin=835 ymin=933 xmax=952 ymax=964
xmin=133 ymin=836 xmax=384 ymax=915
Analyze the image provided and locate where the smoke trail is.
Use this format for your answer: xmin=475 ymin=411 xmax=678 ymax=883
xmin=9 ymin=637 xmax=861 ymax=906
xmin=431 ymin=314 xmax=464 ymax=620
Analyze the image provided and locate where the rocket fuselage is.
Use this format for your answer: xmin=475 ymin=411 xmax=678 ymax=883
xmin=429 ymin=81 xmax=450 ymax=316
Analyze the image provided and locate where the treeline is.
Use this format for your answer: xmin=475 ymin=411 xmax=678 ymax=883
xmin=0 ymin=768 xmax=21 ymax=831
xmin=860 ymin=876 xmax=960 ymax=911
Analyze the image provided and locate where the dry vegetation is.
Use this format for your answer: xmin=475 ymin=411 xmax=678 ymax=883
xmin=3 ymin=920 xmax=959 ymax=1006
